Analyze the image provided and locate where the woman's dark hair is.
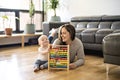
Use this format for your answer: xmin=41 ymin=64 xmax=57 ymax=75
xmin=58 ymin=24 xmax=76 ymax=44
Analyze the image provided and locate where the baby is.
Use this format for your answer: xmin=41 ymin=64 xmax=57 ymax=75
xmin=34 ymin=35 xmax=49 ymax=72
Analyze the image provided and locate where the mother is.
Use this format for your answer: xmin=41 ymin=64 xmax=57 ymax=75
xmin=53 ymin=24 xmax=85 ymax=69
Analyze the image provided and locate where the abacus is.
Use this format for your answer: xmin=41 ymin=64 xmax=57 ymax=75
xmin=48 ymin=44 xmax=69 ymax=71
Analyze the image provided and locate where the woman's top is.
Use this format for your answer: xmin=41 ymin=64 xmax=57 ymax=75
xmin=53 ymin=37 xmax=85 ymax=67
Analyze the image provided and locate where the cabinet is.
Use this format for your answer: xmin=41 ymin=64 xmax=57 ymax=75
xmin=0 ymin=32 xmax=42 ymax=47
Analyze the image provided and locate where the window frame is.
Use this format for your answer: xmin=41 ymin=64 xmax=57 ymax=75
xmin=0 ymin=8 xmax=44 ymax=34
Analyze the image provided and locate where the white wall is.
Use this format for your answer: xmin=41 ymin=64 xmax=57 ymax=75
xmin=1 ymin=0 xmax=120 ymax=45
xmin=58 ymin=0 xmax=120 ymax=22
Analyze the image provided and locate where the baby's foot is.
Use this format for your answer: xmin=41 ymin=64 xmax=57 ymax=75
xmin=34 ymin=66 xmax=39 ymax=72
xmin=49 ymin=28 xmax=58 ymax=37
xmin=40 ymin=65 xmax=44 ymax=70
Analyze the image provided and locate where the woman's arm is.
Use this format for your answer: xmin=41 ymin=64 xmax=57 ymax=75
xmin=69 ymin=47 xmax=85 ymax=69
xmin=73 ymin=46 xmax=85 ymax=67
xmin=69 ymin=38 xmax=85 ymax=69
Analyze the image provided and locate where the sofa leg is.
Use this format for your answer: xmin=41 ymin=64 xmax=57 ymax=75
xmin=106 ymin=64 xmax=109 ymax=75
xmin=106 ymin=64 xmax=109 ymax=80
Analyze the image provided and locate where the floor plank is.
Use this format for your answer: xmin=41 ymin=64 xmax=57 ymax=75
xmin=0 ymin=45 xmax=120 ymax=80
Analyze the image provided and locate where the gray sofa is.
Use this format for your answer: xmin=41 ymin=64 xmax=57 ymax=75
xmin=70 ymin=15 xmax=120 ymax=51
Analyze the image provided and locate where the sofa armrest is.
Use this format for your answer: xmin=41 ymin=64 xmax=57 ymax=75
xmin=103 ymin=33 xmax=120 ymax=65
xmin=42 ymin=22 xmax=69 ymax=36
xmin=42 ymin=22 xmax=50 ymax=36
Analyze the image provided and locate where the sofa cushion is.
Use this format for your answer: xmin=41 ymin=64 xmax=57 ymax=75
xmin=95 ymin=29 xmax=113 ymax=43
xmin=75 ymin=22 xmax=88 ymax=33
xmin=81 ymin=28 xmax=98 ymax=43
xmin=87 ymin=22 xmax=99 ymax=28
xmin=76 ymin=22 xmax=88 ymax=28
xmin=98 ymin=22 xmax=112 ymax=29
xmin=83 ymin=43 xmax=102 ymax=51
xmin=75 ymin=28 xmax=85 ymax=39
xmin=111 ymin=21 xmax=120 ymax=30
xmin=76 ymin=33 xmax=82 ymax=39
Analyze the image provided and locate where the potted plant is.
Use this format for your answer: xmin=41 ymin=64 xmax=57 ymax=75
xmin=24 ymin=0 xmax=35 ymax=34
xmin=1 ymin=15 xmax=19 ymax=35
xmin=47 ymin=0 xmax=61 ymax=22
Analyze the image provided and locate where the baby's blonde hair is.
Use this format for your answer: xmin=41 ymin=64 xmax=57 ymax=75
xmin=38 ymin=35 xmax=48 ymax=46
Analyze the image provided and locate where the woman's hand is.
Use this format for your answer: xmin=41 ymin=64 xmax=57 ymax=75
xmin=69 ymin=63 xmax=77 ymax=69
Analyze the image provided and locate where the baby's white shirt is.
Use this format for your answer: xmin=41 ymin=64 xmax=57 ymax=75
xmin=37 ymin=47 xmax=49 ymax=61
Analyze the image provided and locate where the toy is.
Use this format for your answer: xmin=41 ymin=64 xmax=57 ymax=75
xmin=48 ymin=44 xmax=69 ymax=71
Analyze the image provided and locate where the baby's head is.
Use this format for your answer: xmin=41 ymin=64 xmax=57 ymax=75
xmin=38 ymin=35 xmax=49 ymax=47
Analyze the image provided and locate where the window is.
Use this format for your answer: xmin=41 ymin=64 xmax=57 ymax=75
xmin=20 ymin=12 xmax=42 ymax=31
xmin=0 ymin=0 xmax=44 ymax=33
xmin=0 ymin=0 xmax=42 ymax=10
xmin=0 ymin=12 xmax=16 ymax=31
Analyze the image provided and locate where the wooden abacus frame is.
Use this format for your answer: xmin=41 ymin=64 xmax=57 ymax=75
xmin=48 ymin=44 xmax=69 ymax=71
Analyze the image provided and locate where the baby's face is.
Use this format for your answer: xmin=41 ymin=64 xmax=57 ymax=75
xmin=39 ymin=36 xmax=49 ymax=47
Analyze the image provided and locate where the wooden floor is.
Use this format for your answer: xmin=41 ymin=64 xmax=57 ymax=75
xmin=0 ymin=45 xmax=120 ymax=80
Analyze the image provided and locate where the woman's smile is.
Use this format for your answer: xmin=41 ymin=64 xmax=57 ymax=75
xmin=61 ymin=27 xmax=71 ymax=43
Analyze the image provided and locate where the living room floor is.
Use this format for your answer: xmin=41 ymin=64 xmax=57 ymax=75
xmin=0 ymin=45 xmax=120 ymax=80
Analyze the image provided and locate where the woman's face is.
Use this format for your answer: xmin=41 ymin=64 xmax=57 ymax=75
xmin=61 ymin=27 xmax=71 ymax=42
